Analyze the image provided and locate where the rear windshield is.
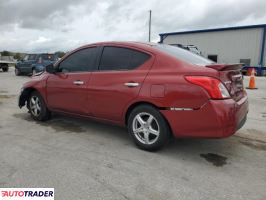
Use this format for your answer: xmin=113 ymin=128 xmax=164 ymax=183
xmin=154 ymin=44 xmax=214 ymax=65
xmin=41 ymin=54 xmax=56 ymax=61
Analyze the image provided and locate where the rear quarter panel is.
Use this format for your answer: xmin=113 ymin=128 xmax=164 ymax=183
xmin=136 ymin=54 xmax=215 ymax=109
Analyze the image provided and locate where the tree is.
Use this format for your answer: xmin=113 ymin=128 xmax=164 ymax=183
xmin=1 ymin=50 xmax=11 ymax=56
xmin=14 ymin=53 xmax=22 ymax=60
xmin=55 ymin=51 xmax=66 ymax=58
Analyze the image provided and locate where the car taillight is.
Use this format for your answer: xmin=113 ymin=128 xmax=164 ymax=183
xmin=185 ymin=76 xmax=230 ymax=99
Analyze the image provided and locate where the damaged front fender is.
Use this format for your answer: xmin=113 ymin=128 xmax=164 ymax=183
xmin=18 ymin=88 xmax=33 ymax=108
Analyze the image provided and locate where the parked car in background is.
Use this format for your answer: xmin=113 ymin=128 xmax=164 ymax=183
xmin=170 ymin=44 xmax=202 ymax=55
xmin=0 ymin=53 xmax=16 ymax=72
xmin=15 ymin=53 xmax=58 ymax=76
xmin=18 ymin=42 xmax=248 ymax=151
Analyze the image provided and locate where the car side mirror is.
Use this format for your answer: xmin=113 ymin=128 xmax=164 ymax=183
xmin=45 ymin=64 xmax=55 ymax=74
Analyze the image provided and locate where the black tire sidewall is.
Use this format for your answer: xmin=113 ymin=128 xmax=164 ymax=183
xmin=2 ymin=67 xmax=8 ymax=72
xmin=29 ymin=91 xmax=50 ymax=121
xmin=128 ymin=105 xmax=170 ymax=151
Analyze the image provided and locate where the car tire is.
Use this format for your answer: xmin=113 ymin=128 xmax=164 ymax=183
xmin=127 ymin=104 xmax=171 ymax=151
xmin=28 ymin=91 xmax=51 ymax=121
xmin=2 ymin=65 xmax=9 ymax=72
xmin=15 ymin=68 xmax=21 ymax=76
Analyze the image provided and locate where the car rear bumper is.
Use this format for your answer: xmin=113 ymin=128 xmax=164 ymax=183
xmin=160 ymin=95 xmax=249 ymax=138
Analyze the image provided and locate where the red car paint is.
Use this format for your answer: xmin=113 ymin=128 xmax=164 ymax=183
xmin=20 ymin=42 xmax=248 ymax=138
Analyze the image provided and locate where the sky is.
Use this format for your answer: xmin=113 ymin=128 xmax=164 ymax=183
xmin=1 ymin=0 xmax=266 ymax=53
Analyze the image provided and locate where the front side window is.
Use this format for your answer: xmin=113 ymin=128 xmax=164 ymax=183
xmin=99 ymin=47 xmax=150 ymax=71
xmin=58 ymin=47 xmax=98 ymax=72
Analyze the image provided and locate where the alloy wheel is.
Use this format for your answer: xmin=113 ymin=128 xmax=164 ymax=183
xmin=29 ymin=96 xmax=41 ymax=116
xmin=132 ymin=112 xmax=160 ymax=145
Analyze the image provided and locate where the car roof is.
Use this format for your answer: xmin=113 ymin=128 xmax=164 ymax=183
xmin=79 ymin=41 xmax=159 ymax=51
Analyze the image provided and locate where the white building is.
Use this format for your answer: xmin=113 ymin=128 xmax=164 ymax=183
xmin=159 ymin=24 xmax=266 ymax=67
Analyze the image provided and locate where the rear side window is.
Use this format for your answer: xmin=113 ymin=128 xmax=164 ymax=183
xmin=155 ymin=44 xmax=214 ymax=65
xmin=59 ymin=47 xmax=98 ymax=72
xmin=99 ymin=47 xmax=150 ymax=71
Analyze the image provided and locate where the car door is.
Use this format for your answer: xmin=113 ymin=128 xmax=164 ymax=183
xmin=46 ymin=46 xmax=99 ymax=115
xmin=88 ymin=46 xmax=154 ymax=122
xmin=19 ymin=54 xmax=37 ymax=73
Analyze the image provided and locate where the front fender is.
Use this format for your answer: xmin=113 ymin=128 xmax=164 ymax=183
xmin=18 ymin=73 xmax=49 ymax=108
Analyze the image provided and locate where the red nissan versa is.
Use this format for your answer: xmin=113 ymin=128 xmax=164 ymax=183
xmin=18 ymin=42 xmax=248 ymax=151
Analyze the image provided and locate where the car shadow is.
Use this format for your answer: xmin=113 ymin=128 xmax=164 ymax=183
xmin=13 ymin=112 xmax=253 ymax=167
xmin=13 ymin=112 xmax=130 ymax=141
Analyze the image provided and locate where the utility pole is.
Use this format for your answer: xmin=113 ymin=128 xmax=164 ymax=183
xmin=148 ymin=10 xmax=152 ymax=42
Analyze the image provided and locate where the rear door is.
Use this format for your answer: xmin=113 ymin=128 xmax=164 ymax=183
xmin=46 ymin=47 xmax=99 ymax=115
xmin=88 ymin=46 xmax=154 ymax=122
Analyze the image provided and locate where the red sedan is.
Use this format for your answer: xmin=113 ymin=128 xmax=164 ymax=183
xmin=19 ymin=42 xmax=248 ymax=151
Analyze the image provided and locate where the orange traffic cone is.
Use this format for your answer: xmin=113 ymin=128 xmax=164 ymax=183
xmin=246 ymin=68 xmax=257 ymax=89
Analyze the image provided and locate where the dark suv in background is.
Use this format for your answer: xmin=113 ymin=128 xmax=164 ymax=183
xmin=15 ymin=53 xmax=58 ymax=76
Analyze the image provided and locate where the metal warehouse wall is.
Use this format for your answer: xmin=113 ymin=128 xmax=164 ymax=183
xmin=162 ymin=28 xmax=263 ymax=66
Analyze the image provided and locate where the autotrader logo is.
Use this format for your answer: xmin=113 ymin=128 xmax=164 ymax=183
xmin=0 ymin=188 xmax=54 ymax=200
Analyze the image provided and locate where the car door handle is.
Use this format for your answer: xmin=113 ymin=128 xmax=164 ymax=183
xmin=73 ymin=80 xmax=84 ymax=85
xmin=124 ymin=82 xmax=139 ymax=87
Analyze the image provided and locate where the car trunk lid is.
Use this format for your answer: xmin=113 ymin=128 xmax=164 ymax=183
xmin=206 ymin=64 xmax=244 ymax=101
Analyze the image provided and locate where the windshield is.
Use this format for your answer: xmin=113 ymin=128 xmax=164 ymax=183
xmin=155 ymin=44 xmax=214 ymax=65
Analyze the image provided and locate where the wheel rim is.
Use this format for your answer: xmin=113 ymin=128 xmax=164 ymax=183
xmin=30 ymin=96 xmax=41 ymax=116
xmin=32 ymin=69 xmax=36 ymax=75
xmin=132 ymin=112 xmax=160 ymax=145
